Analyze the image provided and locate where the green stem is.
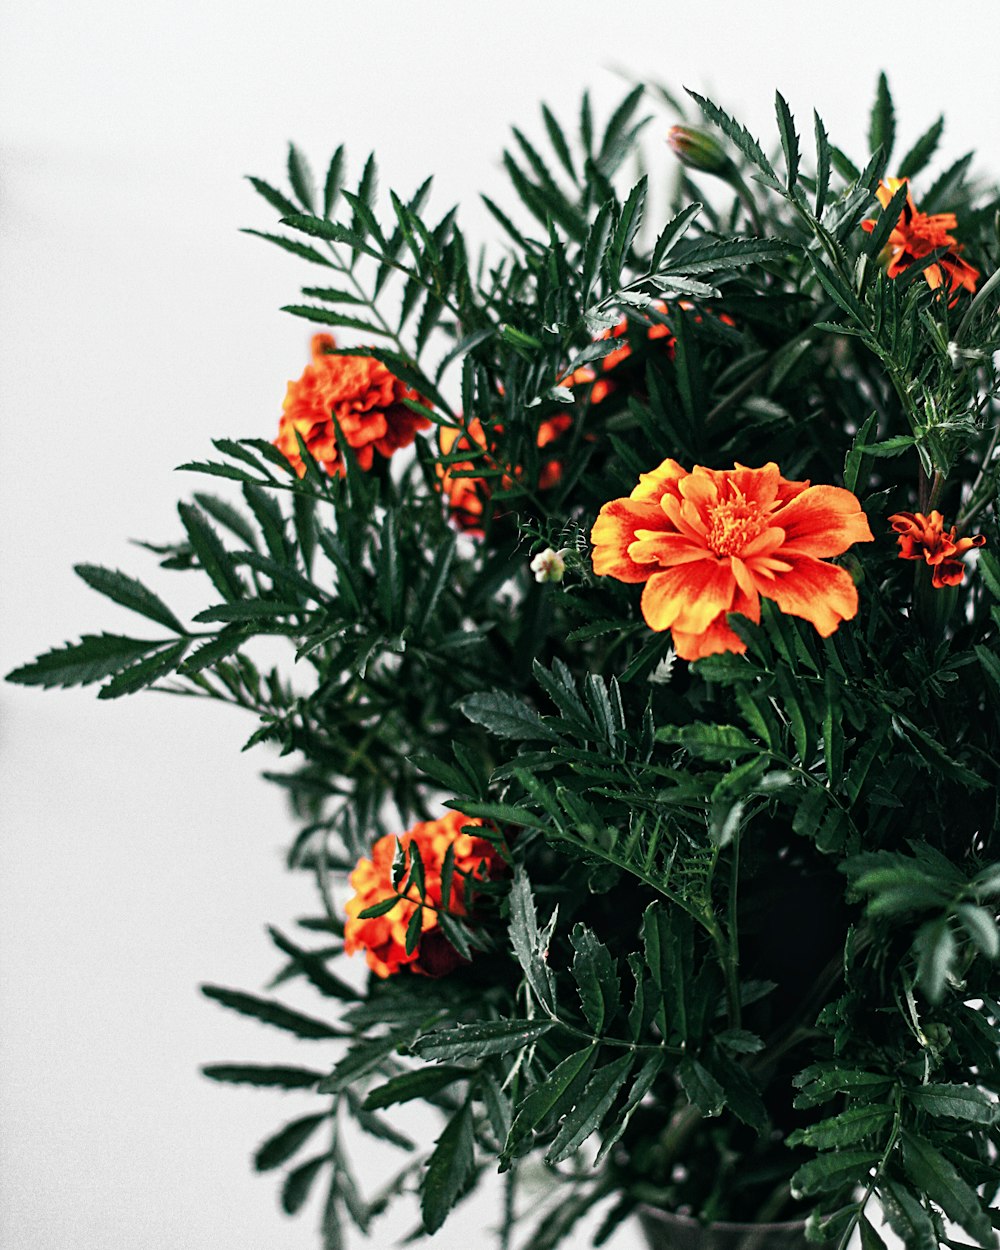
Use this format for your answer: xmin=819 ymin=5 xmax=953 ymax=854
xmin=726 ymin=168 xmax=767 ymax=238
xmin=954 ymin=266 xmax=1000 ymax=347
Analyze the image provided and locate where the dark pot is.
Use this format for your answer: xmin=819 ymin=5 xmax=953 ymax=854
xmin=638 ymin=1207 xmax=809 ymax=1250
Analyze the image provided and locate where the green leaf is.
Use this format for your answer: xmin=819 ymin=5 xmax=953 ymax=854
xmin=322 ymin=145 xmax=345 ymax=217
xmin=868 ymin=72 xmax=896 ymax=166
xmin=656 ymin=722 xmax=759 ymax=761
xmin=879 ymin=1182 xmax=938 ymax=1250
xmin=901 ymin=1131 xmax=994 ymax=1244
xmin=649 ymin=201 xmax=702 ymax=272
xmin=318 ymin=1034 xmax=403 ymax=1093
xmin=200 ymin=984 xmax=343 ymax=1040
xmin=594 ymin=1054 xmax=665 ymax=1164
xmin=686 ymin=89 xmax=781 ymax=191
xmin=287 ymin=143 xmax=316 ymax=213
xmin=814 ymin=111 xmax=831 ymax=217
xmin=241 ymin=229 xmax=335 ymax=268
xmin=266 ymin=927 xmax=361 ymax=1001
xmin=570 ymin=924 xmax=620 ymax=1033
xmin=607 ymin=178 xmax=647 ymax=284
xmin=863 ymin=179 xmax=910 ymax=262
xmin=281 ymin=305 xmax=393 ymax=337
xmin=898 ymin=116 xmax=944 ymax=180
xmin=677 ymin=1056 xmax=724 ymax=1117
xmin=790 ymin=1148 xmax=880 ymax=1198
xmin=914 ymin=918 xmax=958 ymax=1003
xmin=364 ymin=1066 xmax=469 ymax=1111
xmin=254 ymin=1113 xmax=327 ymax=1171
xmin=545 ymin=1052 xmax=634 ymax=1164
xmin=956 ymin=903 xmax=1000 ymax=959
xmin=858 ymin=1214 xmax=889 ymax=1250
xmin=907 ymin=1083 xmax=999 ymax=1124
xmin=542 ymin=103 xmax=576 ymax=180
xmin=459 ymin=691 xmax=558 ymax=743
xmin=74 ymin=564 xmax=186 ymax=633
xmin=178 ymin=502 xmax=246 ymax=602
xmin=6 ymin=633 xmax=162 ymax=690
xmin=201 ymin=1063 xmax=324 ymax=1089
xmin=505 ymin=1047 xmax=598 ymax=1161
xmin=282 ymin=1154 xmax=327 ymax=1215
xmin=774 ymin=91 xmax=800 ymax=191
xmin=787 ymin=1103 xmax=893 ymax=1149
xmin=421 ymin=1102 xmax=475 ymax=1233
xmin=97 ymin=639 xmax=188 ymax=699
xmin=411 ymin=1018 xmax=554 ymax=1062
xmin=664 ymin=237 xmax=787 ymax=275
xmin=246 ymin=176 xmax=300 ymax=218
xmin=508 ymin=868 xmax=556 ymax=1010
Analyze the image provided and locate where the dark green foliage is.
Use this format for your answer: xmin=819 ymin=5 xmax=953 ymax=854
xmin=11 ymin=76 xmax=1000 ymax=1250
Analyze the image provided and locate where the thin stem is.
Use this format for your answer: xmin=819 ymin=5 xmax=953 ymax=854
xmin=727 ymin=168 xmax=767 ymax=238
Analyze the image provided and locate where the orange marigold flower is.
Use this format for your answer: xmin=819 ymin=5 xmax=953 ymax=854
xmin=274 ymin=334 xmax=431 ymax=477
xmin=437 ymin=414 xmax=572 ymax=533
xmin=888 ymin=510 xmax=985 ymax=588
xmin=591 ymin=460 xmax=874 ymax=661
xmin=862 ymin=178 xmax=979 ymax=299
xmin=344 ymin=811 xmax=503 ymax=979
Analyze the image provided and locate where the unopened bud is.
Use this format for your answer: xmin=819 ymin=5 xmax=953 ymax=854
xmin=667 ymin=125 xmax=733 ymax=177
xmin=530 ymin=547 xmax=569 ymax=584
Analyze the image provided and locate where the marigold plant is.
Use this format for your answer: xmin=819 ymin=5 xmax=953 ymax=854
xmin=10 ymin=73 xmax=1000 ymax=1250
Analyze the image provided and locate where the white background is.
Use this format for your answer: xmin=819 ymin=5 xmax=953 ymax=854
xmin=3 ymin=3 xmax=999 ymax=1247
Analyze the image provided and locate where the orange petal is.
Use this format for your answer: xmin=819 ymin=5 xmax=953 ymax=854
xmin=592 ymin=499 xmax=671 ymax=582
xmin=641 ymin=559 xmax=735 ymax=634
xmin=773 ymin=485 xmax=874 ymax=557
xmin=759 ymin=554 xmax=858 ymax=636
xmin=671 ymin=587 xmax=760 ymax=660
xmin=630 ymin=457 xmax=687 ymax=503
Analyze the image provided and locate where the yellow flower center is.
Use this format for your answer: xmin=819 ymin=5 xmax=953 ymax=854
xmin=706 ymin=497 xmax=769 ymax=557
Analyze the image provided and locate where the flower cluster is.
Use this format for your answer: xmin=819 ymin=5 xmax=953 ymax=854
xmin=274 ymin=334 xmax=430 ymax=476
xmin=889 ymin=509 xmax=986 ymax=587
xmin=344 ymin=811 xmax=503 ymax=978
xmin=862 ymin=178 xmax=979 ymax=298
xmin=592 ymin=459 xmax=873 ymax=660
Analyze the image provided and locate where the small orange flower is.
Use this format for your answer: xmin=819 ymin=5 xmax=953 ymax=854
xmin=862 ymin=178 xmax=979 ymax=298
xmin=274 ymin=334 xmax=431 ymax=476
xmin=437 ymin=415 xmax=572 ymax=533
xmin=591 ymin=460 xmax=874 ymax=661
xmin=888 ymin=510 xmax=985 ymax=588
xmin=344 ymin=811 xmax=503 ymax=979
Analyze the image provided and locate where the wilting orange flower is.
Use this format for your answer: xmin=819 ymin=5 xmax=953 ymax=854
xmin=862 ymin=178 xmax=979 ymax=298
xmin=563 ymin=301 xmax=735 ymax=404
xmin=274 ymin=334 xmax=431 ymax=476
xmin=591 ymin=460 xmax=874 ymax=661
xmin=437 ymin=414 xmax=572 ymax=532
xmin=344 ymin=811 xmax=503 ymax=979
xmin=888 ymin=510 xmax=985 ymax=588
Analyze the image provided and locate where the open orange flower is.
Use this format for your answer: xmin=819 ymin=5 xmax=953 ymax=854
xmin=862 ymin=178 xmax=979 ymax=298
xmin=274 ymin=334 xmax=431 ymax=476
xmin=591 ymin=460 xmax=874 ymax=661
xmin=888 ymin=510 xmax=985 ymax=588
xmin=344 ymin=811 xmax=503 ymax=979
xmin=437 ymin=414 xmax=572 ymax=533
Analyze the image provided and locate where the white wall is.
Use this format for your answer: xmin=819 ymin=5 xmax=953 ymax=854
xmin=3 ymin=3 xmax=998 ymax=1247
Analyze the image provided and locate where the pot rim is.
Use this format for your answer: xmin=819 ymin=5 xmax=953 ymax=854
xmin=637 ymin=1204 xmax=807 ymax=1233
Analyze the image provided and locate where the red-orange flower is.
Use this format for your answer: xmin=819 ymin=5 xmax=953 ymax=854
xmin=437 ymin=414 xmax=572 ymax=533
xmin=591 ymin=460 xmax=874 ymax=661
xmin=888 ymin=510 xmax=985 ymax=588
xmin=344 ymin=811 xmax=503 ymax=979
xmin=274 ymin=334 xmax=431 ymax=476
xmin=862 ymin=178 xmax=979 ymax=298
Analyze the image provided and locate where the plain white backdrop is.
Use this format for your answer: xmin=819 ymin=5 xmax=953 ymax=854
xmin=3 ymin=3 xmax=999 ymax=1247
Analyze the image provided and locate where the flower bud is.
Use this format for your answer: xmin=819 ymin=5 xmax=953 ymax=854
xmin=666 ymin=125 xmax=733 ymax=176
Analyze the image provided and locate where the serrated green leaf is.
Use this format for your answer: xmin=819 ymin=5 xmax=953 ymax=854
xmin=322 ymin=145 xmax=345 ymax=218
xmin=898 ymin=117 xmax=944 ymax=180
xmin=254 ymin=1113 xmax=327 ymax=1172
xmin=281 ymin=305 xmax=393 ymax=336
xmin=907 ymin=1083 xmax=999 ymax=1124
xmin=686 ymin=89 xmax=781 ymax=191
xmin=901 ymin=1131 xmax=994 ymax=1243
xmin=241 ymin=229 xmax=335 ymax=268
xmin=570 ymin=924 xmax=620 ymax=1033
xmin=775 ymin=91 xmax=799 ymax=192
xmin=505 ymin=1047 xmax=598 ymax=1161
xmin=287 ymin=143 xmax=316 ymax=213
xmin=178 ymin=502 xmax=246 ymax=602
xmin=914 ymin=918 xmax=958 ymax=1003
xmin=200 ymin=984 xmax=343 ymax=1040
xmin=791 ymin=1148 xmax=880 ymax=1197
xmin=868 ymin=72 xmax=896 ymax=166
xmin=266 ymin=927 xmax=361 ymax=1001
xmin=545 ymin=1052 xmax=634 ymax=1164
xmin=459 ymin=690 xmax=558 ymax=742
xmin=5 ymin=633 xmax=162 ymax=690
xmin=201 ymin=1063 xmax=324 ymax=1089
xmin=74 ymin=564 xmax=186 ymax=633
xmin=364 ymin=1066 xmax=469 ymax=1111
xmin=677 ymin=1056 xmax=724 ymax=1117
xmin=411 ymin=1018 xmax=554 ymax=1062
xmin=97 ymin=639 xmax=188 ymax=699
xmin=421 ymin=1103 xmax=475 ymax=1233
xmin=787 ymin=1103 xmax=892 ymax=1149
